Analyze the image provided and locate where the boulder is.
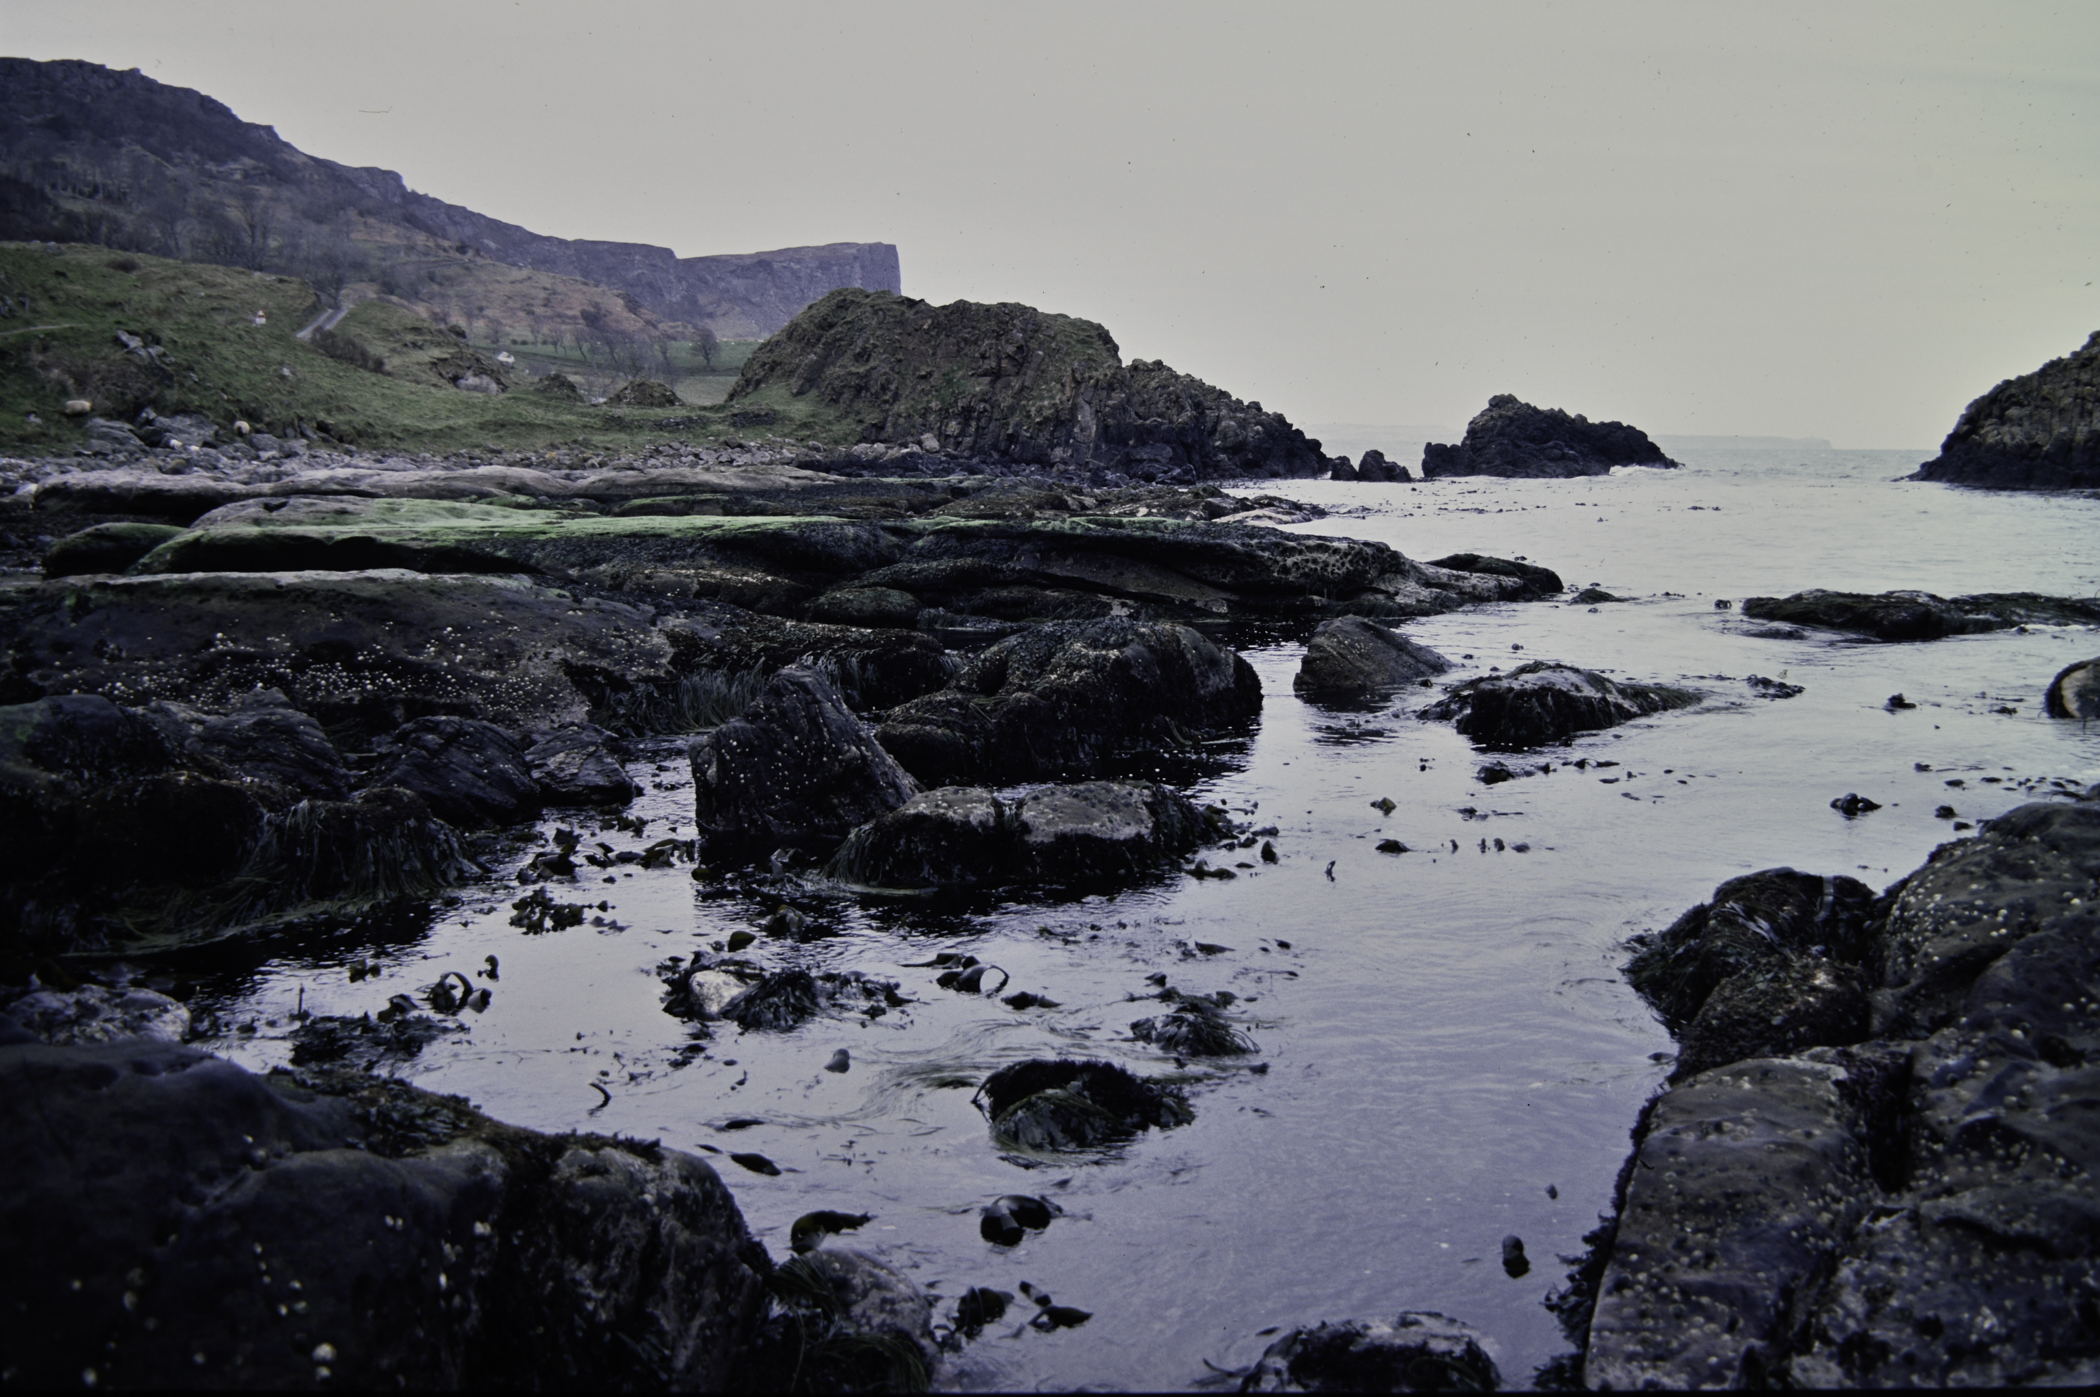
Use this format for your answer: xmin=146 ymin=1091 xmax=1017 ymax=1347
xmin=1911 ymin=329 xmax=2100 ymax=490
xmin=366 ymin=716 xmax=541 ymax=828
xmin=745 ymin=1249 xmax=938 ymax=1391
xmin=1423 ymin=552 xmax=1563 ymax=599
xmin=523 ymin=724 xmax=637 ymax=805
xmin=1240 ymin=1312 xmax=1501 ymax=1392
xmin=0 ymin=1040 xmax=770 ymax=1390
xmin=2046 ymin=655 xmax=2100 ymax=719
xmin=973 ymin=1057 xmax=1192 ymax=1151
xmin=1326 ymin=456 xmax=1357 ymax=481
xmin=1421 ymin=661 xmax=1700 ymax=747
xmin=1352 ymin=448 xmax=1412 ymax=483
xmin=827 ymin=780 xmax=1213 ymax=890
xmin=1739 ymin=587 xmax=2100 ymax=641
xmin=41 ymin=520 xmax=185 ymax=576
xmin=606 ymin=378 xmax=682 ymax=408
xmin=687 ymin=666 xmax=919 ymax=857
xmin=1294 ymin=616 xmax=1452 ymax=696
xmin=142 ymin=688 xmax=355 ymax=801
xmin=1 ymin=982 xmax=190 ymax=1045
xmin=875 ymin=618 xmax=1261 ymax=786
xmin=1420 ymin=394 xmax=1680 ymax=478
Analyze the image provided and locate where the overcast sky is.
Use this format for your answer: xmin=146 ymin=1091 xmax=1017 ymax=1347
xmin=8 ymin=1 xmax=2096 ymax=446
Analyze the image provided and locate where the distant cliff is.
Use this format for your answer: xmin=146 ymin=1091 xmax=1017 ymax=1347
xmin=0 ymin=58 xmax=897 ymax=338
xmin=1911 ymin=331 xmax=2100 ymax=490
xmin=1421 ymin=394 xmax=1679 ymax=478
xmin=728 ymin=289 xmax=1328 ymax=481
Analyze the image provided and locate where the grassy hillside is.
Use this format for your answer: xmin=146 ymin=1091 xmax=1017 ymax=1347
xmin=0 ymin=243 xmax=845 ymax=454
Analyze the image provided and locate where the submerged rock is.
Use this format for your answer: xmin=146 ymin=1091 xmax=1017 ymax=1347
xmin=1739 ymin=587 xmax=2100 ymax=641
xmin=1910 ymin=328 xmax=2100 ymax=490
xmin=1240 ymin=1311 xmax=1502 ymax=1392
xmin=0 ymin=1041 xmax=770 ymax=1390
xmin=875 ymin=618 xmax=1261 ymax=786
xmin=687 ymin=666 xmax=919 ymax=858
xmin=827 ymin=780 xmax=1213 ymax=890
xmin=2046 ymin=654 xmax=2100 ymax=719
xmin=1420 ymin=394 xmax=1679 ymax=478
xmin=1421 ymin=661 xmax=1700 ymax=748
xmin=974 ymin=1057 xmax=1192 ymax=1151
xmin=1294 ymin=615 xmax=1452 ymax=696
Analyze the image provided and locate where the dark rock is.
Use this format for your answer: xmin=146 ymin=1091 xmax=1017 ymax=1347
xmin=367 ymin=716 xmax=541 ymax=828
xmin=287 ymin=1011 xmax=465 ymax=1071
xmin=1421 ymin=661 xmax=1701 ymax=748
xmin=1129 ymin=998 xmax=1256 ymax=1056
xmin=1910 ymin=329 xmax=2100 ymax=490
xmin=1352 ymin=448 xmax=1412 ymax=483
xmin=747 ymin=1249 xmax=937 ymax=1391
xmin=974 ymin=1057 xmax=1192 ymax=1151
xmin=875 ymin=618 xmax=1260 ymax=786
xmin=1740 ymin=587 xmax=2100 ymax=640
xmin=605 ymin=378 xmax=682 ymax=408
xmin=1327 ymin=456 xmax=1357 ymax=481
xmin=726 ymin=288 xmax=1328 ymax=479
xmin=1 ymin=982 xmax=190 ymax=1044
xmin=1239 ymin=1311 xmax=1502 ymax=1392
xmin=143 ymin=688 xmax=354 ymax=801
xmin=1423 ymin=552 xmax=1564 ymax=599
xmin=687 ymin=666 xmax=919 ymax=858
xmin=1294 ymin=615 xmax=1452 ymax=696
xmin=716 ymin=967 xmax=904 ymax=1032
xmin=1829 ymin=792 xmax=1881 ymax=817
xmin=0 ymin=1040 xmax=769 ymax=1390
xmin=41 ymin=520 xmax=185 ymax=576
xmin=1675 ymin=957 xmax=1871 ymax=1077
xmin=523 ymin=724 xmax=637 ymax=805
xmin=534 ymin=370 xmax=584 ymax=401
xmin=2046 ymin=655 xmax=2100 ymax=719
xmin=1501 ymin=1235 xmax=1529 ymax=1279
xmin=1419 ymin=394 xmax=1680 ymax=478
xmin=828 ymin=780 xmax=1212 ymax=890
xmin=1570 ymin=586 xmax=1619 ymax=604
xmin=806 ymin=585 xmax=921 ymax=629
xmin=1745 ymin=674 xmax=1803 ymax=699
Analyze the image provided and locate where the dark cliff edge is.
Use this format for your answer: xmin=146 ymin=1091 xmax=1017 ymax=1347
xmin=0 ymin=58 xmax=896 ymax=337
xmin=726 ymin=288 xmax=1329 ymax=482
xmin=1911 ymin=330 xmax=2100 ymax=491
xmin=1421 ymin=394 xmax=1680 ymax=478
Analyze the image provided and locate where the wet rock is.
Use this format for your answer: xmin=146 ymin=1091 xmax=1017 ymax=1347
xmin=980 ymin=1193 xmax=1057 ymax=1246
xmin=40 ymin=520 xmax=185 ymax=576
xmin=975 ymin=1057 xmax=1192 ymax=1151
xmin=367 ymin=716 xmax=541 ymax=828
xmin=1740 ymin=587 xmax=2100 ymax=641
xmin=1570 ymin=586 xmax=1620 ymax=604
xmin=1910 ymin=328 xmax=2100 ymax=490
xmin=0 ymin=1040 xmax=770 ymax=1390
xmin=1294 ymin=616 xmax=1452 ymax=696
xmin=1421 ymin=662 xmax=1701 ymax=748
xmin=2045 ymin=654 xmax=2100 ymax=719
xmin=287 ymin=1011 xmax=465 ymax=1071
xmin=1675 ymin=956 xmax=1871 ymax=1077
xmin=1830 ymin=792 xmax=1881 ymax=817
xmin=806 ymin=585 xmax=922 ymax=629
xmin=1745 ymin=673 xmax=1803 ymax=699
xmin=716 ymin=968 xmax=905 ymax=1032
xmin=1500 ymin=1235 xmax=1529 ymax=1279
xmin=751 ymin=1248 xmax=937 ymax=1391
xmin=1240 ymin=1311 xmax=1502 ymax=1392
xmin=1130 ymin=997 xmax=1256 ymax=1056
xmin=1420 ymin=394 xmax=1679 ymax=478
xmin=875 ymin=618 xmax=1261 ymax=786
xmin=523 ymin=724 xmax=638 ymax=805
xmin=827 ymin=780 xmax=1213 ymax=890
xmin=0 ymin=982 xmax=190 ymax=1045
xmin=143 ymin=688 xmax=354 ymax=801
xmin=1353 ymin=449 xmax=1412 ymax=483
xmin=1424 ymin=553 xmax=1565 ymax=600
xmin=688 ymin=665 xmax=919 ymax=859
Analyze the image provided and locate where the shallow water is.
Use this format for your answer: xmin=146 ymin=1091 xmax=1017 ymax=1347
xmin=194 ymin=448 xmax=2100 ymax=1390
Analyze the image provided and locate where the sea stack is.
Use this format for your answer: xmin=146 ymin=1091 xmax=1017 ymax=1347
xmin=1911 ymin=330 xmax=2100 ymax=490
xmin=1420 ymin=394 xmax=1679 ymax=478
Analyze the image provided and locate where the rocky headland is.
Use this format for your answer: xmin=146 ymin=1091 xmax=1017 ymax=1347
xmin=1420 ymin=394 xmax=1681 ymax=478
xmin=1911 ymin=330 xmax=2100 ymax=491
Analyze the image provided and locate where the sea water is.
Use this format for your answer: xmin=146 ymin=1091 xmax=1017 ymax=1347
xmin=195 ymin=447 xmax=2100 ymax=1390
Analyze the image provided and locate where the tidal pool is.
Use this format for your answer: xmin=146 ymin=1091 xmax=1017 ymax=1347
xmin=192 ymin=447 xmax=2100 ymax=1390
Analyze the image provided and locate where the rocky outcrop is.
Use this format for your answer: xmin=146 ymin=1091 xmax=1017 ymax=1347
xmin=725 ymin=289 xmax=1328 ymax=480
xmin=2048 ymin=655 xmax=2100 ymax=719
xmin=41 ymin=521 xmax=185 ymax=576
xmin=1911 ymin=330 xmax=2100 ymax=490
xmin=366 ymin=716 xmax=541 ymax=828
xmin=522 ymin=724 xmax=639 ymax=805
xmin=1422 ymin=662 xmax=1701 ymax=748
xmin=687 ymin=666 xmax=919 ymax=859
xmin=1740 ymin=587 xmax=2100 ymax=641
xmin=1577 ymin=794 xmax=2100 ymax=1387
xmin=1420 ymin=394 xmax=1680 ymax=478
xmin=827 ymin=780 xmax=1213 ymax=890
xmin=874 ymin=619 xmax=1261 ymax=787
xmin=0 ymin=1038 xmax=771 ymax=1389
xmin=1294 ymin=616 xmax=1451 ymax=696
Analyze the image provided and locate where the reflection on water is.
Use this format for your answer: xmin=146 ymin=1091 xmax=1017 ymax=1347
xmin=190 ymin=450 xmax=2100 ymax=1390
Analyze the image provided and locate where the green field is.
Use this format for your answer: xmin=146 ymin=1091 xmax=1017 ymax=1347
xmin=0 ymin=244 xmax=839 ymax=454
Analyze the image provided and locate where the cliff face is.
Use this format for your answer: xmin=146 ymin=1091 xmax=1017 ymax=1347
xmin=1912 ymin=331 xmax=2100 ymax=490
xmin=727 ymin=289 xmax=1328 ymax=480
xmin=0 ymin=58 xmax=896 ymax=336
xmin=1421 ymin=394 xmax=1679 ymax=478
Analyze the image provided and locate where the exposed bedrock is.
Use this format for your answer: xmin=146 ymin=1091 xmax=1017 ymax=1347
xmin=1911 ymin=329 xmax=2100 ymax=490
xmin=1421 ymin=661 xmax=1701 ymax=748
xmin=1294 ymin=615 xmax=1452 ymax=697
xmin=2045 ymin=655 xmax=2100 ymax=720
xmin=1739 ymin=587 xmax=2100 ymax=641
xmin=827 ymin=780 xmax=1213 ymax=890
xmin=0 ymin=1038 xmax=772 ymax=1390
xmin=687 ymin=665 xmax=920 ymax=860
xmin=1579 ymin=795 xmax=2100 ymax=1388
xmin=1419 ymin=394 xmax=1680 ymax=479
xmin=873 ymin=618 xmax=1260 ymax=787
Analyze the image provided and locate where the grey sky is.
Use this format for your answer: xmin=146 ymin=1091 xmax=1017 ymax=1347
xmin=7 ymin=1 xmax=2095 ymax=446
